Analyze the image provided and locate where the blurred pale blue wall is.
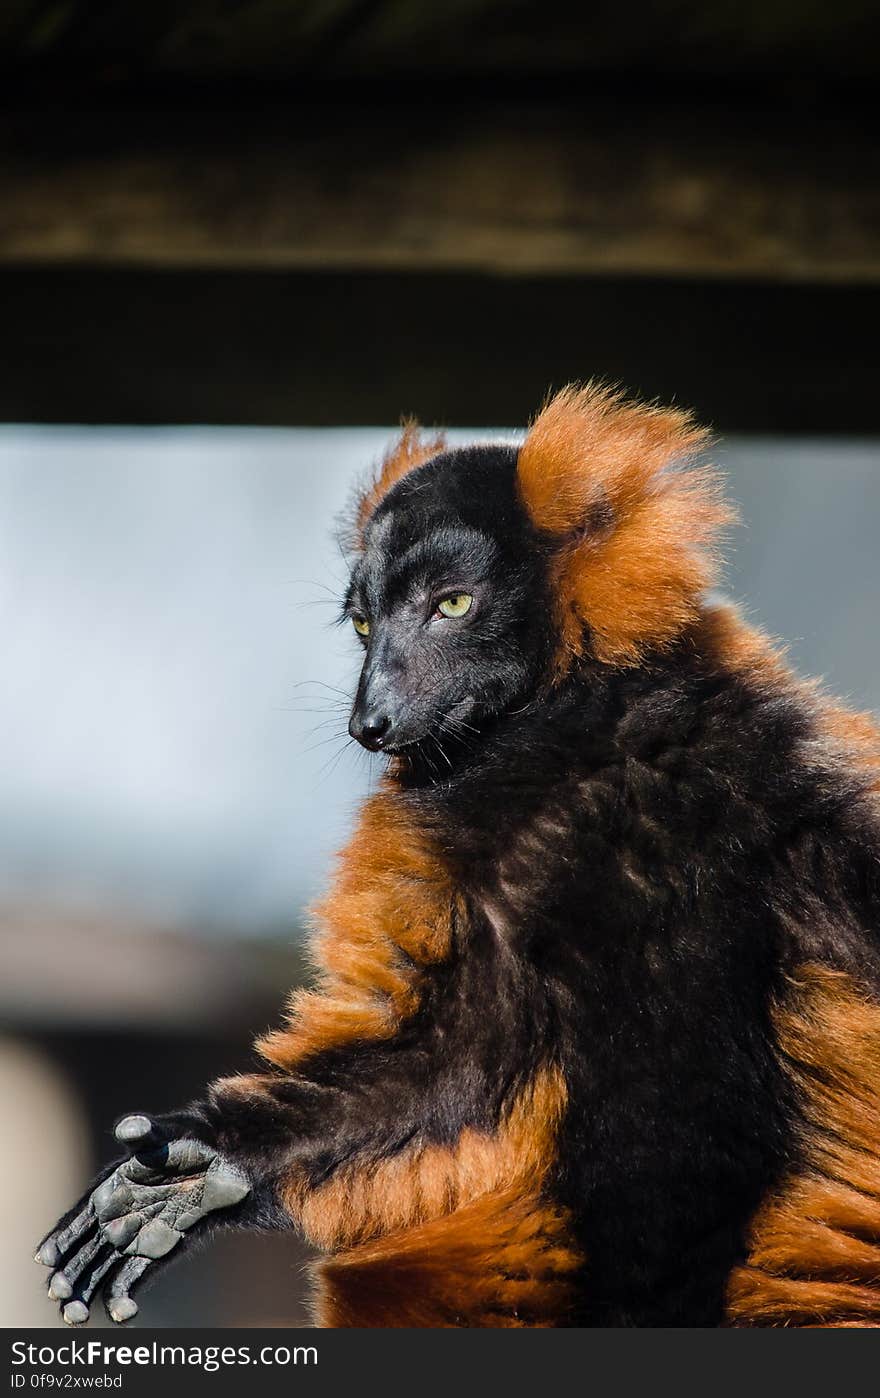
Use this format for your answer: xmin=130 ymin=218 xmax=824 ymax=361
xmin=0 ymin=428 xmax=387 ymax=935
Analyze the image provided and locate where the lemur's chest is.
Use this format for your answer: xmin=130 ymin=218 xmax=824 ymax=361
xmin=437 ymin=751 xmax=699 ymax=948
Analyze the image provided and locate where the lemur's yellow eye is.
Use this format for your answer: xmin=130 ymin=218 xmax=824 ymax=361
xmin=437 ymin=593 xmax=473 ymax=619
xmin=352 ymin=615 xmax=370 ymax=637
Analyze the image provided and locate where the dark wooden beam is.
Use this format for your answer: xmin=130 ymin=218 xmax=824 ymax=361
xmin=1 ymin=97 xmax=878 ymax=283
xmin=3 ymin=1 xmax=879 ymax=85
xmin=3 ymin=264 xmax=879 ymax=433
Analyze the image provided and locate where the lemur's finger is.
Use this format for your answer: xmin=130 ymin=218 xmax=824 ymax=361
xmin=62 ymin=1300 xmax=90 ymax=1327
xmin=118 ymin=1137 xmax=213 ymax=1185
xmin=61 ymin=1242 xmax=123 ymax=1326
xmin=101 ymin=1210 xmax=147 ymax=1249
xmin=161 ymin=1138 xmax=217 ymax=1172
xmin=92 ymin=1171 xmax=136 ymax=1220
xmin=117 ymin=1154 xmax=167 ymax=1185
xmin=47 ymin=1229 xmax=104 ymax=1302
xmin=35 ymin=1238 xmax=61 ymax=1268
xmin=114 ymin=1115 xmax=157 ymax=1148
xmin=104 ymin=1255 xmax=152 ymax=1324
xmin=36 ymin=1198 xmax=96 ymax=1269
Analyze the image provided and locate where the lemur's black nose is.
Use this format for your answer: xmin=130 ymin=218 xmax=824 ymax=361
xmin=350 ymin=710 xmax=392 ymax=752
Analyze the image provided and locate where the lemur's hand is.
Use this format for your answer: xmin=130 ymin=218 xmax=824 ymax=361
xmin=35 ymin=1114 xmax=251 ymax=1326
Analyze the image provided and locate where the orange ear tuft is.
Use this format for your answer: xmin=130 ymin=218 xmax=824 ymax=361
xmin=356 ymin=420 xmax=447 ymax=543
xmin=517 ymin=383 xmax=734 ymax=668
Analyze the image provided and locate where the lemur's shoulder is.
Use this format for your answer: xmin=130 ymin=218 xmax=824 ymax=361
xmin=258 ymin=783 xmax=458 ymax=1068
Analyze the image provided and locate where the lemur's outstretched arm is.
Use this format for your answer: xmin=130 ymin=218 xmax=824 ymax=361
xmin=37 ymin=776 xmax=555 ymax=1328
xmin=36 ymin=842 xmax=561 ymax=1332
xmin=35 ymin=1026 xmax=495 ymax=1326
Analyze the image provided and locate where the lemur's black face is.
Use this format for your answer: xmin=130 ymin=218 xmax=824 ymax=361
xmin=344 ymin=444 xmax=553 ymax=757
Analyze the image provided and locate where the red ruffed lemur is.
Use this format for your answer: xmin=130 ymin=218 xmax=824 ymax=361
xmin=37 ymin=385 xmax=880 ymax=1328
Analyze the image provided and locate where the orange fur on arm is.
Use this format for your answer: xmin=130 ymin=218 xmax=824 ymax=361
xmin=314 ymin=1186 xmax=580 ymax=1328
xmin=726 ymin=964 xmax=880 ymax=1327
xmin=307 ymin=1065 xmax=581 ymax=1328
xmin=288 ymin=1065 xmax=569 ymax=1251
xmin=212 ymin=785 xmax=579 ymax=1326
xmin=257 ymin=783 xmax=456 ymax=1067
